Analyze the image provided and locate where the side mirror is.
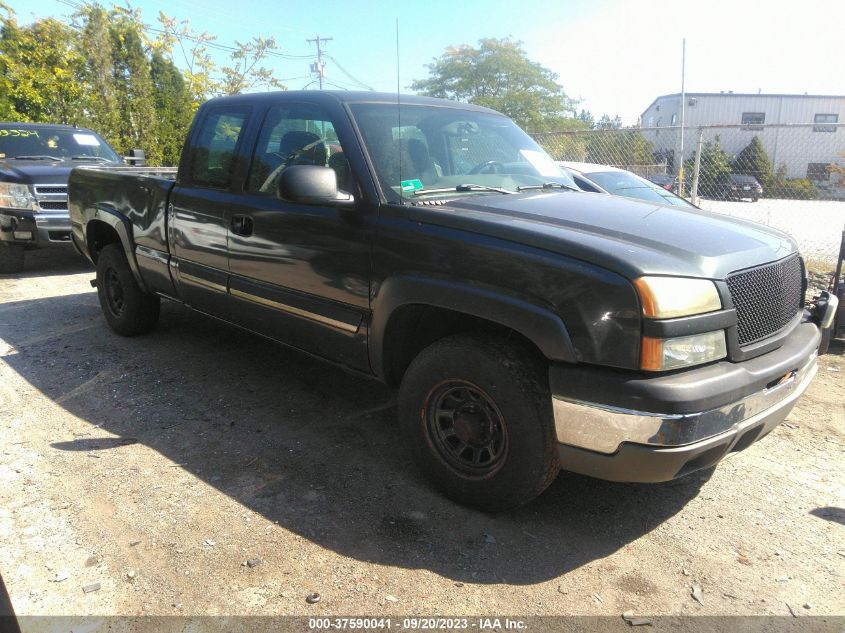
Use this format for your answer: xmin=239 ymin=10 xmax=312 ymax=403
xmin=125 ymin=149 xmax=147 ymax=166
xmin=277 ymin=165 xmax=354 ymax=206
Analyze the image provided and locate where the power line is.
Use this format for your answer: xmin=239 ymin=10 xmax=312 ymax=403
xmin=324 ymin=55 xmax=374 ymax=91
xmin=54 ymin=0 xmax=317 ymax=60
xmin=305 ymin=35 xmax=332 ymax=90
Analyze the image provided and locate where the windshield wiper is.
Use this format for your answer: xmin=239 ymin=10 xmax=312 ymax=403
xmin=11 ymin=155 xmax=64 ymax=161
xmin=413 ymin=183 xmax=513 ymax=197
xmin=516 ymin=182 xmax=579 ymax=192
xmin=71 ymin=155 xmax=112 ymax=162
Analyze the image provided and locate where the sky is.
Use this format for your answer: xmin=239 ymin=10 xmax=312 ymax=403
xmin=9 ymin=0 xmax=845 ymax=125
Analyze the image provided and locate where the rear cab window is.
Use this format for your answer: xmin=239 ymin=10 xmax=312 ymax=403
xmin=186 ymin=107 xmax=251 ymax=189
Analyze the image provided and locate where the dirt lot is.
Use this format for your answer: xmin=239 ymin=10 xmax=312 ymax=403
xmin=1 ymin=249 xmax=844 ymax=620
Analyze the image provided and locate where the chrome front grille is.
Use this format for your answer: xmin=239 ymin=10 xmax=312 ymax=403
xmin=726 ymin=255 xmax=804 ymax=346
xmin=33 ymin=184 xmax=68 ymax=212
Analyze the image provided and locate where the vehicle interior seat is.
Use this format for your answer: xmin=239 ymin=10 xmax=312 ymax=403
xmin=402 ymin=138 xmax=441 ymax=186
xmin=260 ymin=131 xmax=329 ymax=193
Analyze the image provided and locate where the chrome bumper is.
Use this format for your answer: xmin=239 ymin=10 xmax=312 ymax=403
xmin=553 ymin=352 xmax=817 ymax=455
xmin=34 ymin=210 xmax=72 ymax=244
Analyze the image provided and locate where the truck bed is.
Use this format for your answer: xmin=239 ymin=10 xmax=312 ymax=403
xmin=68 ymin=165 xmax=177 ymax=254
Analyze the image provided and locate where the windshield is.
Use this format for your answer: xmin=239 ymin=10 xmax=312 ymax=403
xmin=585 ymin=170 xmax=696 ymax=208
xmin=349 ymin=103 xmax=576 ymax=200
xmin=0 ymin=126 xmax=121 ymax=162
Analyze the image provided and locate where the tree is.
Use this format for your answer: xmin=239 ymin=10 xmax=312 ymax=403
xmin=0 ymin=1 xmax=287 ymax=164
xmin=220 ymin=36 xmax=286 ymax=96
xmin=687 ymin=136 xmax=731 ymax=198
xmin=733 ymin=136 xmax=773 ymax=189
xmin=76 ymin=4 xmax=121 ymax=142
xmin=411 ymin=38 xmax=576 ymax=131
xmin=150 ymin=52 xmax=193 ymax=165
xmin=0 ymin=10 xmax=84 ymax=123
xmin=586 ymin=129 xmax=653 ymax=167
xmin=153 ymin=13 xmax=287 ymax=105
xmin=576 ymin=109 xmax=594 ymax=127
xmin=594 ymin=114 xmax=622 ymax=130
xmin=111 ymin=8 xmax=161 ymax=163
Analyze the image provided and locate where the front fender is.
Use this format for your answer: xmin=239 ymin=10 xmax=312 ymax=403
xmin=370 ymin=275 xmax=578 ymax=379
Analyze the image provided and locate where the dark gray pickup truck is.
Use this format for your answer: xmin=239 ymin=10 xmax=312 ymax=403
xmin=68 ymin=91 xmax=838 ymax=510
xmin=0 ymin=123 xmax=131 ymax=273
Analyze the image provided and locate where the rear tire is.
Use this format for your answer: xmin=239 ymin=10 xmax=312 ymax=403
xmin=398 ymin=334 xmax=559 ymax=511
xmin=96 ymin=243 xmax=160 ymax=336
xmin=0 ymin=244 xmax=25 ymax=274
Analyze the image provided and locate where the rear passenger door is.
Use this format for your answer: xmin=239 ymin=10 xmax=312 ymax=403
xmin=169 ymin=105 xmax=252 ymax=318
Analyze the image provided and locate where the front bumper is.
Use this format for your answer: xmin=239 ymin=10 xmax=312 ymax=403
xmin=0 ymin=208 xmax=71 ymax=248
xmin=551 ymin=322 xmax=820 ymax=482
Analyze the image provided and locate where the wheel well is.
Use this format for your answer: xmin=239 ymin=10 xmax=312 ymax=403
xmin=381 ymin=304 xmax=546 ymax=386
xmin=86 ymin=220 xmax=121 ymax=263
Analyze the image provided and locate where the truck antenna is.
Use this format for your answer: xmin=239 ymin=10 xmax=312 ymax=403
xmin=396 ymin=17 xmax=403 ymax=206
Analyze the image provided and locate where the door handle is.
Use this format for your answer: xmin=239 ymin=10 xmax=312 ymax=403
xmin=230 ymin=214 xmax=254 ymax=237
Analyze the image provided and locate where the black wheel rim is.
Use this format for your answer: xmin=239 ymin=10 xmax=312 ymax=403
xmin=425 ymin=381 xmax=508 ymax=477
xmin=104 ymin=268 xmax=126 ymax=318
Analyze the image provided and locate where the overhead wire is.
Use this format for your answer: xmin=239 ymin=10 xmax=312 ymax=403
xmin=53 ymin=0 xmax=373 ymax=91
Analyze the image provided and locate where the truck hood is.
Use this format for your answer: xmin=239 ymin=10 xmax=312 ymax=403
xmin=408 ymin=191 xmax=798 ymax=280
xmin=0 ymin=159 xmax=110 ymax=185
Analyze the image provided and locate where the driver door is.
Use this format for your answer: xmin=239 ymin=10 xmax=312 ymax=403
xmin=226 ymin=101 xmax=372 ymax=371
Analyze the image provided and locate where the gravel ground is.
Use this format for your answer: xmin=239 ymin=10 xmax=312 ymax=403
xmin=1 ymin=249 xmax=844 ymax=620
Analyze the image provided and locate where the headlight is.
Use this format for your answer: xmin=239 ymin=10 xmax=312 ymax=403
xmin=641 ymin=331 xmax=727 ymax=371
xmin=634 ymin=276 xmax=722 ymax=319
xmin=0 ymin=182 xmax=38 ymax=211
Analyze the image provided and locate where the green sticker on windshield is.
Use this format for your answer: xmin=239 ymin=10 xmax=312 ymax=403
xmin=400 ymin=179 xmax=423 ymax=192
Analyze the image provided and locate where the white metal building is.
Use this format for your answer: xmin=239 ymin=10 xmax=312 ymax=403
xmin=639 ymin=93 xmax=845 ymax=183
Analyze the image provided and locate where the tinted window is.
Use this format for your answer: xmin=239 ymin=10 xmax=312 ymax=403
xmin=729 ymin=175 xmax=759 ymax=185
xmin=189 ymin=107 xmax=250 ymax=189
xmin=0 ymin=126 xmax=121 ymax=162
xmin=349 ymin=103 xmax=575 ymax=200
xmin=586 ymin=171 xmax=695 ymax=208
xmin=741 ymin=112 xmax=765 ymax=130
xmin=246 ymin=103 xmax=348 ymax=193
xmin=813 ymin=113 xmax=838 ymax=132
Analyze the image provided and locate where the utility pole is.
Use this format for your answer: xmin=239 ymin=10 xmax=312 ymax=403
xmin=678 ymin=38 xmax=686 ymax=196
xmin=306 ymin=35 xmax=332 ymax=89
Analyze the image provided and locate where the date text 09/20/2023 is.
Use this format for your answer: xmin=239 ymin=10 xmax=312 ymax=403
xmin=308 ymin=618 xmax=528 ymax=630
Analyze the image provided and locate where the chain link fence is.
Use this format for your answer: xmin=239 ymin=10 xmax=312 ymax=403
xmin=533 ymin=124 xmax=845 ymax=289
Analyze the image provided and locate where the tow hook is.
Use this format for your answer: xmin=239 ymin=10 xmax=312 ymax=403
xmin=90 ymin=278 xmax=98 ymax=288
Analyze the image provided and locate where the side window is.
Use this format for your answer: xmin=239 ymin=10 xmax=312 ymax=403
xmin=189 ymin=107 xmax=250 ymax=189
xmin=246 ymin=103 xmax=349 ymax=194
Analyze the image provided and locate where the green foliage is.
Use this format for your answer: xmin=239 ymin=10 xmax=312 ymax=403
xmin=686 ymin=136 xmax=731 ymax=197
xmin=576 ymin=109 xmax=594 ymax=127
xmin=150 ymin=52 xmax=193 ymax=166
xmin=411 ymin=38 xmax=576 ymax=132
xmin=0 ymin=13 xmax=84 ymax=123
xmin=586 ymin=129 xmax=653 ymax=166
xmin=594 ymin=114 xmax=622 ymax=130
xmin=0 ymin=2 xmax=288 ymax=165
xmin=768 ymin=164 xmax=820 ymax=200
xmin=732 ymin=136 xmax=773 ymax=189
xmin=220 ymin=37 xmax=287 ymax=96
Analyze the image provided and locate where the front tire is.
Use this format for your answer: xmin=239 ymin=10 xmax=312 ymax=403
xmin=0 ymin=244 xmax=25 ymax=274
xmin=96 ymin=243 xmax=160 ymax=336
xmin=398 ymin=334 xmax=559 ymax=511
